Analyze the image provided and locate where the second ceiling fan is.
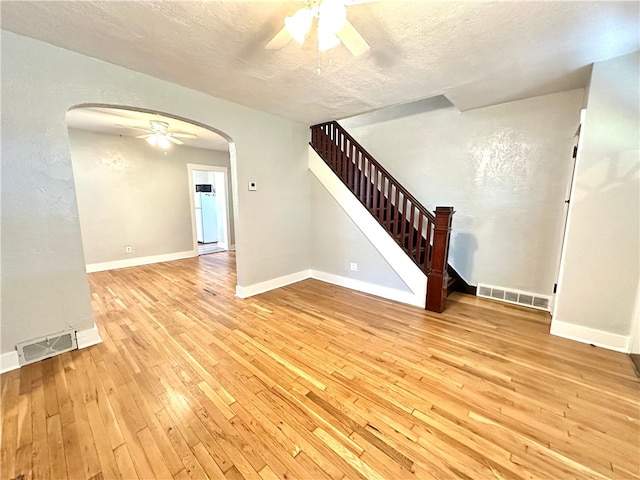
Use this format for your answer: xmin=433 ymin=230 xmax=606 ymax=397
xmin=117 ymin=120 xmax=197 ymax=149
xmin=266 ymin=0 xmax=372 ymax=57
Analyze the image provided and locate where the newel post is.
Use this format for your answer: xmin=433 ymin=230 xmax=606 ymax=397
xmin=426 ymin=206 xmax=454 ymax=313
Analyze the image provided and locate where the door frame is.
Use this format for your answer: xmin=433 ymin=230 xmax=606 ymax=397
xmin=551 ymin=108 xmax=586 ymax=315
xmin=187 ymin=163 xmax=232 ymax=254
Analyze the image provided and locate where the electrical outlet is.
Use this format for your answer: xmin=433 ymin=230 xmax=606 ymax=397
xmin=125 ymin=245 xmax=133 ymax=254
xmin=350 ymin=262 xmax=358 ymax=271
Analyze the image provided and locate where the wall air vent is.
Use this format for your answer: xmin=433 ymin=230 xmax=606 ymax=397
xmin=16 ymin=329 xmax=78 ymax=366
xmin=476 ymin=283 xmax=551 ymax=312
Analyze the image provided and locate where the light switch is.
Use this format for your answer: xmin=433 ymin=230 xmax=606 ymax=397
xmin=248 ymin=182 xmax=257 ymax=191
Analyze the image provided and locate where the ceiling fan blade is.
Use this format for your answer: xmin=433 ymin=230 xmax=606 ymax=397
xmin=343 ymin=0 xmax=379 ymax=5
xmin=167 ymin=136 xmax=184 ymax=145
xmin=337 ymin=20 xmax=370 ymax=57
xmin=135 ymin=134 xmax=152 ymax=139
xmin=115 ymin=124 xmax=152 ymax=132
xmin=265 ymin=25 xmax=293 ymax=50
xmin=170 ymin=133 xmax=198 ymax=139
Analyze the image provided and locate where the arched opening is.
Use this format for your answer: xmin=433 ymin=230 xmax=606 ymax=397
xmin=65 ymin=104 xmax=239 ymax=273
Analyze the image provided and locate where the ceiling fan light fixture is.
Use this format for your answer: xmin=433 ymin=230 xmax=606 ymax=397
xmin=157 ymin=135 xmax=171 ymax=149
xmin=265 ymin=0 xmax=371 ymax=64
xmin=285 ymin=8 xmax=313 ymax=44
xmin=318 ymin=28 xmax=340 ymax=52
xmin=146 ymin=132 xmax=171 ymax=149
xmin=318 ymin=0 xmax=347 ymax=35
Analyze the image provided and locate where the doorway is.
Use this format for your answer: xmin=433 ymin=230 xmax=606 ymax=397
xmin=188 ymin=164 xmax=233 ymax=256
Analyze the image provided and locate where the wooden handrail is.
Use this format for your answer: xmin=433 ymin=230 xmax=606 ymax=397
xmin=310 ymin=121 xmax=454 ymax=312
xmin=313 ymin=121 xmax=436 ymax=223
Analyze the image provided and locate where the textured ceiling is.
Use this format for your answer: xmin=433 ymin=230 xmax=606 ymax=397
xmin=66 ymin=107 xmax=230 ymax=151
xmin=2 ymin=1 xmax=639 ymax=125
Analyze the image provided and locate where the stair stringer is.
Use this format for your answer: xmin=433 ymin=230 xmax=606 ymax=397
xmin=309 ymin=146 xmax=427 ymax=308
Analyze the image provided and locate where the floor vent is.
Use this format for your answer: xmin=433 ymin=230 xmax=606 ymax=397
xmin=16 ymin=330 xmax=78 ymax=366
xmin=477 ymin=283 xmax=552 ymax=312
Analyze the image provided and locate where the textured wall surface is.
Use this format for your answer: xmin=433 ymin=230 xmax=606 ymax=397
xmin=553 ymin=52 xmax=640 ymax=336
xmin=340 ymin=89 xmax=584 ymax=295
xmin=68 ymin=128 xmax=233 ymax=264
xmin=1 ymin=31 xmax=310 ymax=354
xmin=310 ymin=176 xmax=410 ymax=292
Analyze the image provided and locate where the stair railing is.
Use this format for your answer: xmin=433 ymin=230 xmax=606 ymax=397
xmin=310 ymin=121 xmax=454 ymax=312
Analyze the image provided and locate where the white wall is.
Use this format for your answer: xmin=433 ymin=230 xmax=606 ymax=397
xmin=340 ymin=89 xmax=584 ymax=296
xmin=68 ymin=128 xmax=231 ymax=265
xmin=310 ymin=176 xmax=411 ymax=292
xmin=629 ymin=285 xmax=640 ymax=355
xmin=553 ymin=52 xmax=640 ymax=344
xmin=1 ymin=31 xmax=310 ymax=355
xmin=193 ymin=170 xmax=215 ymax=185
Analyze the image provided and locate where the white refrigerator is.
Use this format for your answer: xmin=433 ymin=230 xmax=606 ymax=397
xmin=195 ymin=192 xmax=218 ymax=243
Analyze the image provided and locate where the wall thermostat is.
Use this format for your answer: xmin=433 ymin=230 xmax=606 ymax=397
xmin=248 ymin=182 xmax=257 ymax=191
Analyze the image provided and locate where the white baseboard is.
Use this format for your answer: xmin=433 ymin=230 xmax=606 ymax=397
xmin=234 ymin=267 xmax=424 ymax=308
xmin=0 ymin=351 xmax=20 ymax=375
xmin=311 ymin=270 xmax=424 ymax=308
xmin=87 ymin=249 xmax=197 ymax=273
xmin=0 ymin=323 xmax=103 ymax=374
xmin=550 ymin=319 xmax=630 ymax=353
xmin=76 ymin=323 xmax=103 ymax=349
xmin=236 ymin=270 xmax=311 ymax=298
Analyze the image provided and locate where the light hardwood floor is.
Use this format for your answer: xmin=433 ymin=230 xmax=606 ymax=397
xmin=2 ymin=251 xmax=639 ymax=479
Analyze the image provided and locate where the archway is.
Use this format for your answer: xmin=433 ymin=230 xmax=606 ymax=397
xmin=66 ymin=104 xmax=239 ymax=272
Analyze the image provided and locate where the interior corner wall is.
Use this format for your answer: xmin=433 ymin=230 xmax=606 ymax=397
xmin=310 ymin=176 xmax=411 ymax=293
xmin=340 ymin=89 xmax=584 ymax=296
xmin=1 ymin=31 xmax=310 ymax=355
xmin=629 ymin=284 xmax=640 ymax=354
xmin=553 ymin=51 xmax=640 ymax=339
xmin=68 ymin=128 xmax=234 ymax=265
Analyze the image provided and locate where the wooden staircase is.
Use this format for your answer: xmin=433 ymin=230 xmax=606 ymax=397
xmin=310 ymin=121 xmax=471 ymax=312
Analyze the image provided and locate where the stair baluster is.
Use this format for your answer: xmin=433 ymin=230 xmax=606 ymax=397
xmin=310 ymin=121 xmax=454 ymax=312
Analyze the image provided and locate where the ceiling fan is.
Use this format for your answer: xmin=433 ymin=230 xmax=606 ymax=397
xmin=266 ymin=0 xmax=372 ymax=58
xmin=116 ymin=120 xmax=197 ymax=148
